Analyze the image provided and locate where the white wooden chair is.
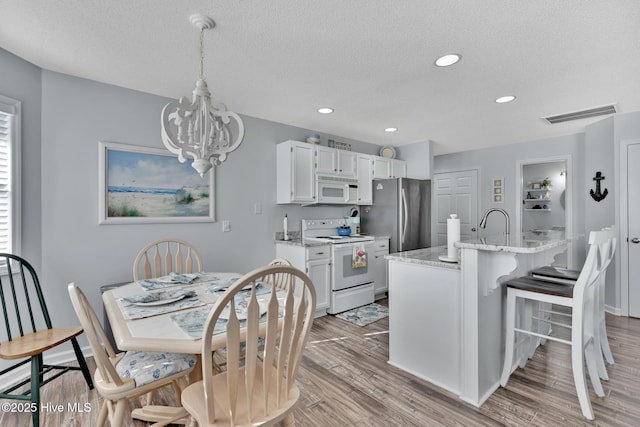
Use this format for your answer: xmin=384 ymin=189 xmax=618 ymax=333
xmin=133 ymin=238 xmax=203 ymax=281
xmin=500 ymin=230 xmax=611 ymax=420
xmin=531 ymin=226 xmax=617 ymax=375
xmin=68 ymin=283 xmax=197 ymax=427
xmin=180 ymin=264 xmax=316 ymax=427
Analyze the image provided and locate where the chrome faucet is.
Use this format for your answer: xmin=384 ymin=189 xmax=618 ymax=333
xmin=479 ymin=208 xmax=510 ymax=235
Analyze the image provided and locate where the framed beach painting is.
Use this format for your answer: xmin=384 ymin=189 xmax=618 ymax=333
xmin=98 ymin=141 xmax=215 ymax=224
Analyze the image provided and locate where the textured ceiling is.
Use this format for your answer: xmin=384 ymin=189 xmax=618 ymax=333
xmin=1 ymin=0 xmax=639 ymax=155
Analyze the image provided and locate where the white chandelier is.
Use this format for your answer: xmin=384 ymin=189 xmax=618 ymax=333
xmin=161 ymin=14 xmax=245 ymax=177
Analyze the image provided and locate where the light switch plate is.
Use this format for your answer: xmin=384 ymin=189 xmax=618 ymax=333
xmin=222 ymin=220 xmax=230 ymax=232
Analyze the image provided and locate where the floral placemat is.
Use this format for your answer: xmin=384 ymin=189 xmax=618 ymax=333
xmin=136 ymin=272 xmax=227 ymax=290
xmin=119 ymin=293 xmax=205 ymax=320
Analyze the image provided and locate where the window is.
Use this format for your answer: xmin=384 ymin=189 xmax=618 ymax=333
xmin=0 ymin=95 xmax=21 ymax=265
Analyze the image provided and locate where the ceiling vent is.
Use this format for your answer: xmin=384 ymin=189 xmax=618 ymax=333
xmin=543 ymin=104 xmax=617 ymax=124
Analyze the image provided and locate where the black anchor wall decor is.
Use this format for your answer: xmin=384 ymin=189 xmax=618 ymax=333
xmin=590 ymin=171 xmax=608 ymax=202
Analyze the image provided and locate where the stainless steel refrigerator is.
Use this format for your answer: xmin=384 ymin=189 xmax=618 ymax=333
xmin=361 ymin=178 xmax=431 ymax=253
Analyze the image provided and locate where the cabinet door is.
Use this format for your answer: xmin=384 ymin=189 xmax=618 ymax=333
xmin=391 ymin=159 xmax=407 ymax=178
xmin=316 ymin=146 xmax=337 ymax=175
xmin=356 ymin=154 xmax=373 ymax=205
xmin=291 ymin=142 xmax=316 ymax=202
xmin=373 ymin=156 xmax=391 ymax=179
xmin=307 ymin=258 xmax=331 ymax=311
xmin=276 ymin=140 xmax=315 ymax=203
xmin=373 ymin=239 xmax=389 ymax=295
xmin=337 ymin=150 xmax=358 ymax=178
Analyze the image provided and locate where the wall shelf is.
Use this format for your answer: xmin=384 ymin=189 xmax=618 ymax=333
xmin=524 ymin=208 xmax=551 ymax=212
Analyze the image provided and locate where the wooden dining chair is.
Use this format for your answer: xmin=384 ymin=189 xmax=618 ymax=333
xmin=500 ymin=230 xmax=611 ymax=420
xmin=181 ymin=264 xmax=316 ymax=427
xmin=0 ymin=254 xmax=94 ymax=427
xmin=133 ymin=238 xmax=203 ymax=281
xmin=67 ymin=283 xmax=197 ymax=427
xmin=266 ymin=258 xmax=294 ymax=290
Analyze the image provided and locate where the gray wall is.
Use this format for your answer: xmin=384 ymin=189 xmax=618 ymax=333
xmin=0 ymin=48 xmax=42 ymax=269
xmin=435 ymin=110 xmax=640 ymax=312
xmin=1 ymin=49 xmax=382 ymax=346
xmin=434 ymin=132 xmax=585 ymax=244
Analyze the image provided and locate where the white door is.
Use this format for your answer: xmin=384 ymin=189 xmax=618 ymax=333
xmin=627 ymin=143 xmax=640 ymax=317
xmin=432 ymin=170 xmax=479 ymax=246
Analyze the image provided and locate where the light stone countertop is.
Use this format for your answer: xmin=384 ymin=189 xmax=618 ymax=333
xmin=274 ymin=234 xmax=390 ymax=248
xmin=454 ymin=230 xmax=569 ymax=254
xmin=385 ymin=245 xmax=461 ymax=270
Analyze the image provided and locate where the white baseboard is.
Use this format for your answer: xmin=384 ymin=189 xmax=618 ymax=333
xmin=605 ymin=304 xmax=623 ymax=316
xmin=0 ymin=344 xmax=93 ymax=390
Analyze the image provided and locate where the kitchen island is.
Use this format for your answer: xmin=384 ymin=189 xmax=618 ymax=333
xmin=386 ymin=232 xmax=569 ymax=407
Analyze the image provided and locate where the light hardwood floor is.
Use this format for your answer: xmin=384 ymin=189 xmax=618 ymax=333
xmin=3 ymin=298 xmax=640 ymax=426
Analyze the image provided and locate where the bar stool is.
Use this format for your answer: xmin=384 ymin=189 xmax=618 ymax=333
xmin=531 ymin=226 xmax=616 ymax=370
xmin=500 ymin=230 xmax=611 ymax=420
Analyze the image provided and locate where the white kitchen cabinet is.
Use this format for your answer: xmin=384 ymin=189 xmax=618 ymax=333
xmin=276 ymin=140 xmax=316 ymax=204
xmin=275 ymin=243 xmax=330 ymax=316
xmin=316 ymin=146 xmax=357 ymax=178
xmin=356 ymin=154 xmax=373 ymax=205
xmin=372 ymin=156 xmax=391 ymax=179
xmin=391 ymin=159 xmax=407 ymax=178
xmin=373 ymin=156 xmax=406 ymax=179
xmin=373 ymin=238 xmax=390 ymax=297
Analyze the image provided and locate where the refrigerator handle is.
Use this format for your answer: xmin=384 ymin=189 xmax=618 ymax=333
xmin=401 ymin=187 xmax=409 ymax=247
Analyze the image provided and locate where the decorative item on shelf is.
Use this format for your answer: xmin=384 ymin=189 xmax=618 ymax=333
xmin=328 ymin=139 xmax=336 ymax=148
xmin=161 ymin=14 xmax=245 ymax=177
xmin=590 ymin=171 xmax=608 ymax=202
xmin=532 ymin=183 xmax=541 ymax=190
xmin=541 ymin=177 xmax=552 ymax=189
xmin=306 ymin=134 xmax=320 ymax=144
xmin=334 ymin=141 xmax=352 ymax=151
xmin=526 ymin=191 xmax=532 ymax=199
xmin=379 ymin=146 xmax=397 ymax=159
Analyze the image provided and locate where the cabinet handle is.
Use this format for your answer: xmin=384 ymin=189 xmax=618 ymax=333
xmin=315 ymin=251 xmax=325 ymax=255
xmin=631 ymin=238 xmax=640 ymax=244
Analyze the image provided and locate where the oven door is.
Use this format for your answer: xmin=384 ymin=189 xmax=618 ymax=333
xmin=331 ymin=242 xmax=375 ymax=291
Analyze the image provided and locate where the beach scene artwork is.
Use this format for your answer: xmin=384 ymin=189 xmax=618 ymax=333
xmin=99 ymin=142 xmax=214 ymax=224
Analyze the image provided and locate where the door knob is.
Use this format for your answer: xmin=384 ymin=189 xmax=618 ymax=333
xmin=471 ymin=227 xmax=477 ymax=232
xmin=631 ymin=237 xmax=640 ymax=244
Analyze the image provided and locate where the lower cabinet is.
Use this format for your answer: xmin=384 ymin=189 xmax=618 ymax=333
xmin=373 ymin=238 xmax=390 ymax=298
xmin=275 ymin=243 xmax=330 ymax=316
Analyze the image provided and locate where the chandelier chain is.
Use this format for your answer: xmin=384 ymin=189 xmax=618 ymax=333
xmin=199 ymin=28 xmax=205 ymax=80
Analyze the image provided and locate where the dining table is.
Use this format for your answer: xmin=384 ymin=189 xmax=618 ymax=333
xmin=101 ymin=271 xmax=279 ymax=424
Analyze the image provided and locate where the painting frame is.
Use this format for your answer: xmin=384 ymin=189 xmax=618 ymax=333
xmin=98 ymin=141 xmax=215 ymax=224
xmin=493 ymin=177 xmax=504 ymax=204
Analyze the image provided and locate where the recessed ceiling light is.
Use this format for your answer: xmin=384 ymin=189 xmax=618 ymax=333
xmin=435 ymin=54 xmax=461 ymax=67
xmin=495 ymin=95 xmax=516 ymax=103
xmin=317 ymin=107 xmax=334 ymax=114
xmin=385 ymin=127 xmax=398 ymax=132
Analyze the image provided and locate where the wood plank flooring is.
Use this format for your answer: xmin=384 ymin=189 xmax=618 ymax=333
xmin=3 ymin=298 xmax=640 ymax=426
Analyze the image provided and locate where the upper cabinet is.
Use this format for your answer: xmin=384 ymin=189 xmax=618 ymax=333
xmin=316 ymin=146 xmax=357 ymax=178
xmin=356 ymin=154 xmax=373 ymax=205
xmin=276 ymin=140 xmax=406 ymax=205
xmin=276 ymin=140 xmax=316 ymax=204
xmin=372 ymin=156 xmax=407 ymax=179
xmin=391 ymin=159 xmax=407 ymax=178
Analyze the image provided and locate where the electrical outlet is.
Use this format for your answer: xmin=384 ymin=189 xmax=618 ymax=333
xmin=254 ymin=203 xmax=262 ymax=214
xmin=222 ymin=220 xmax=230 ymax=232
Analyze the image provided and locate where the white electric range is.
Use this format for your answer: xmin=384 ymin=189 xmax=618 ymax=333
xmin=302 ymin=219 xmax=375 ymax=314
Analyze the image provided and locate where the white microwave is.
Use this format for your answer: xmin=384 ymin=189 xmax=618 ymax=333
xmin=314 ymin=175 xmax=358 ymax=205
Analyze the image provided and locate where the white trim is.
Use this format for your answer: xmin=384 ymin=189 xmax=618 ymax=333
xmin=515 ymin=155 xmax=573 ymax=268
xmin=0 ymin=94 xmax=21 ymax=264
xmin=617 ymin=139 xmax=640 ymax=317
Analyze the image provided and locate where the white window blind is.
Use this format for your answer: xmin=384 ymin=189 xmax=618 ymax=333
xmin=0 ymin=95 xmax=20 ymax=262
